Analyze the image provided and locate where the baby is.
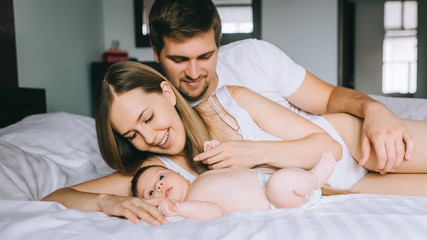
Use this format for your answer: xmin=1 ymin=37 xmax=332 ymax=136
xmin=131 ymin=140 xmax=336 ymax=221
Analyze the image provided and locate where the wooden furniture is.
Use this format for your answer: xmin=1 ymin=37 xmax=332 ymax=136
xmin=0 ymin=87 xmax=46 ymax=128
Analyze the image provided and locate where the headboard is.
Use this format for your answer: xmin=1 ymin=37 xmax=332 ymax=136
xmin=0 ymin=87 xmax=47 ymax=128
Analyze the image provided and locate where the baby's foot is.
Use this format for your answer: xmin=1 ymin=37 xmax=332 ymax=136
xmin=203 ymin=140 xmax=220 ymax=152
xmin=311 ymin=150 xmax=336 ymax=188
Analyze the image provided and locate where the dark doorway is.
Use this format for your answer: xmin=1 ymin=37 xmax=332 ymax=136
xmin=338 ymin=0 xmax=356 ymax=89
xmin=0 ymin=0 xmax=18 ymax=87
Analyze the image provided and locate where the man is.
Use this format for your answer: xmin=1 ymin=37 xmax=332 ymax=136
xmin=148 ymin=0 xmax=413 ymax=174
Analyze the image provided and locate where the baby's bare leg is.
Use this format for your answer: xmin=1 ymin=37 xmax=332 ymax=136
xmin=267 ymin=151 xmax=336 ymax=208
xmin=311 ymin=150 xmax=337 ymax=188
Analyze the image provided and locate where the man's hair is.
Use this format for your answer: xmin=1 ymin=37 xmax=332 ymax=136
xmin=131 ymin=165 xmax=167 ymax=197
xmin=149 ymin=0 xmax=222 ymax=57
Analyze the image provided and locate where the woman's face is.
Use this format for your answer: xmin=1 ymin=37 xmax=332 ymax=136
xmin=110 ymin=82 xmax=186 ymax=156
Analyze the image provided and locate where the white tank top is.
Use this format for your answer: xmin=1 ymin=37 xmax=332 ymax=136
xmin=154 ymin=155 xmax=197 ymax=183
xmin=209 ymin=86 xmax=368 ymax=190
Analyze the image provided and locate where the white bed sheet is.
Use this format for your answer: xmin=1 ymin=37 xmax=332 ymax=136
xmin=1 ymin=194 xmax=427 ymax=239
xmin=0 ymin=95 xmax=427 ymax=239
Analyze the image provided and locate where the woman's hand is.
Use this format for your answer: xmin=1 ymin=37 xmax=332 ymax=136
xmin=97 ymin=193 xmax=167 ymax=226
xmin=193 ymin=140 xmax=263 ymax=169
xmin=359 ymin=102 xmax=414 ymax=174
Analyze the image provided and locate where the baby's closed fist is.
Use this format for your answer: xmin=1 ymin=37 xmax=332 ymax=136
xmin=203 ymin=140 xmax=220 ymax=152
xmin=158 ymin=199 xmax=179 ymax=217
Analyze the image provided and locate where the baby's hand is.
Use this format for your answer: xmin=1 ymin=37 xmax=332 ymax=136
xmin=158 ymin=199 xmax=179 ymax=217
xmin=203 ymin=140 xmax=220 ymax=152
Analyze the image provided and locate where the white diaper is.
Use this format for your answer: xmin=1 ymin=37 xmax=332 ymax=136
xmin=300 ymin=188 xmax=322 ymax=208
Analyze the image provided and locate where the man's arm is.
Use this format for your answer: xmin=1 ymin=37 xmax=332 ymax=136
xmin=286 ymin=71 xmax=414 ymax=173
xmin=285 ymin=72 xmax=334 ymax=115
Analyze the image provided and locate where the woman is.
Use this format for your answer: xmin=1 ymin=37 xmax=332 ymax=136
xmin=43 ymin=61 xmax=427 ymax=225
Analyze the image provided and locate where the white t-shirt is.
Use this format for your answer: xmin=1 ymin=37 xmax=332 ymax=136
xmin=216 ymin=39 xmax=308 ymax=116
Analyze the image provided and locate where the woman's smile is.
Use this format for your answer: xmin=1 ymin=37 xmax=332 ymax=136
xmin=158 ymin=130 xmax=170 ymax=148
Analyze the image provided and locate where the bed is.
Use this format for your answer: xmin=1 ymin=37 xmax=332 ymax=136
xmin=1 ymin=90 xmax=427 ymax=239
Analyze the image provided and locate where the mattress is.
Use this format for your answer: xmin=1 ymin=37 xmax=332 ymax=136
xmin=1 ymin=93 xmax=427 ymax=239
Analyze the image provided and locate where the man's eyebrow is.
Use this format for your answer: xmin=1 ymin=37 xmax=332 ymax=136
xmin=166 ymin=50 xmax=216 ymax=59
xmin=120 ymin=107 xmax=148 ymax=137
xmin=199 ymin=50 xmax=215 ymax=56
xmin=166 ymin=55 xmax=189 ymax=60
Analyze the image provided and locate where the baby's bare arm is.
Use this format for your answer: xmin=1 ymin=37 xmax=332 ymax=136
xmin=160 ymin=199 xmax=224 ymax=221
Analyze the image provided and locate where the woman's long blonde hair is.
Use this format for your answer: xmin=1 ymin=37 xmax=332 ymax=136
xmin=94 ymin=61 xmax=210 ymax=175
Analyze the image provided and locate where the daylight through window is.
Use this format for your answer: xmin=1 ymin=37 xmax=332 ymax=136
xmin=214 ymin=0 xmax=253 ymax=34
xmin=382 ymin=1 xmax=418 ymax=94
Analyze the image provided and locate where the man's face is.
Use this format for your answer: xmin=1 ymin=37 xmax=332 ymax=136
xmin=154 ymin=30 xmax=219 ymax=101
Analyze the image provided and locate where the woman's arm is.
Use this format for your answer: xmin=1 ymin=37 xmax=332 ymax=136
xmin=41 ymin=172 xmax=128 ymax=211
xmin=194 ymin=86 xmax=342 ymax=170
xmin=42 ymin=158 xmax=168 ymax=225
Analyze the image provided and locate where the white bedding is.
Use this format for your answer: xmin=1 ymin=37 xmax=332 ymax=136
xmin=1 ymin=95 xmax=427 ymax=239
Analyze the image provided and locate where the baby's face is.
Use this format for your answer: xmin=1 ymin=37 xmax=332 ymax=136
xmin=137 ymin=166 xmax=190 ymax=201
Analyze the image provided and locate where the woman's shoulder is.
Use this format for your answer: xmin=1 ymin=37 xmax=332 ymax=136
xmin=224 ymin=85 xmax=259 ymax=104
xmin=224 ymin=85 xmax=251 ymax=98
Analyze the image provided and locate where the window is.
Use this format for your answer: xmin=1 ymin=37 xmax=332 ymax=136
xmin=214 ymin=0 xmax=261 ymax=45
xmin=382 ymin=1 xmax=418 ymax=94
xmin=134 ymin=0 xmax=261 ymax=47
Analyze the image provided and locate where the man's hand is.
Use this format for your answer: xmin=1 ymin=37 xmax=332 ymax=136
xmin=193 ymin=140 xmax=263 ymax=169
xmin=358 ymin=102 xmax=414 ymax=174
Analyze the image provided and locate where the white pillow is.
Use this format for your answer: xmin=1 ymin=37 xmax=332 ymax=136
xmin=0 ymin=140 xmax=69 ymax=200
xmin=0 ymin=112 xmax=112 ymax=172
xmin=370 ymin=95 xmax=427 ymax=121
xmin=0 ymin=112 xmax=114 ymax=200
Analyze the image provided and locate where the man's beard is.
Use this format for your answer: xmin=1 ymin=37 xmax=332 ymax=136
xmin=179 ymin=81 xmax=210 ymax=102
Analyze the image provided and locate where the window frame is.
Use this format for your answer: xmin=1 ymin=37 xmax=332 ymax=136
xmin=382 ymin=0 xmax=418 ymax=95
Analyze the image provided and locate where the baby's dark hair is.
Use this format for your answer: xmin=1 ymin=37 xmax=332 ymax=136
xmin=131 ymin=165 xmax=168 ymax=197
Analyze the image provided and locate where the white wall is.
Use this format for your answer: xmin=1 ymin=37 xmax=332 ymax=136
xmin=103 ymin=0 xmax=339 ymax=85
xmin=13 ymin=0 xmax=339 ymax=116
xmin=262 ymin=0 xmax=338 ymax=85
xmin=102 ymin=0 xmax=154 ymax=61
xmin=353 ymin=0 xmax=384 ymax=95
xmin=14 ymin=0 xmax=105 ymax=116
